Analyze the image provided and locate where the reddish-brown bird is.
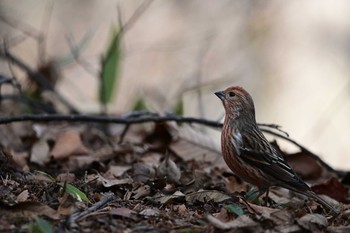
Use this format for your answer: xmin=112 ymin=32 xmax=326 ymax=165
xmin=215 ymin=86 xmax=337 ymax=213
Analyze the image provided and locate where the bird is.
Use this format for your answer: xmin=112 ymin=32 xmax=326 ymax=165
xmin=215 ymin=86 xmax=337 ymax=214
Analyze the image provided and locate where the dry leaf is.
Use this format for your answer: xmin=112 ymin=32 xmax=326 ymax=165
xmin=3 ymin=201 xmax=59 ymax=219
xmin=153 ymin=191 xmax=185 ymax=204
xmin=57 ymin=193 xmax=77 ymax=216
xmin=207 ymin=214 xmax=258 ymax=230
xmin=133 ymin=185 xmax=151 ymax=200
xmin=105 ymin=165 xmax=131 ymax=178
xmin=170 ymin=125 xmax=222 ymax=162
xmin=311 ymin=177 xmax=348 ymax=202
xmin=16 ymin=190 xmax=29 ymax=203
xmin=96 ymin=173 xmax=132 ymax=188
xmin=110 ymin=208 xmax=138 ymax=221
xmin=51 ymin=130 xmax=89 ymax=159
xmin=286 ymin=151 xmax=323 ymax=180
xmin=9 ymin=150 xmax=29 ymax=171
xmin=132 ymin=162 xmax=156 ymax=183
xmin=56 ymin=173 xmax=76 ymax=183
xmin=297 ymin=214 xmax=328 ymax=231
xmin=30 ymin=139 xmax=50 ymax=165
xmin=157 ymin=154 xmax=181 ymax=184
xmin=139 ymin=208 xmax=160 ymax=217
xmin=185 ymin=190 xmax=231 ymax=204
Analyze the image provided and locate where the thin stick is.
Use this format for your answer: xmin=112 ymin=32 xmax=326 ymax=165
xmin=67 ymin=192 xmax=114 ymax=227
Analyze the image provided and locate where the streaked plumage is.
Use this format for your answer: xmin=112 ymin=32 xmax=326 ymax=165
xmin=215 ymin=86 xmax=337 ymax=214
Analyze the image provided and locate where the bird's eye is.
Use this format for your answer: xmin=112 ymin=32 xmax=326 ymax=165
xmin=228 ymin=92 xmax=236 ymax=97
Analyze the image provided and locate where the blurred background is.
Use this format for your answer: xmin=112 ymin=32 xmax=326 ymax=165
xmin=1 ymin=0 xmax=350 ymax=169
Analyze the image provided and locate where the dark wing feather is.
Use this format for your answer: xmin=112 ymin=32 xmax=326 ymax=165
xmin=238 ymin=128 xmax=310 ymax=191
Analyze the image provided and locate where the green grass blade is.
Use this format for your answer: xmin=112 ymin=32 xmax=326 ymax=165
xmin=99 ymin=26 xmax=122 ymax=105
xmin=58 ymin=182 xmax=89 ymax=202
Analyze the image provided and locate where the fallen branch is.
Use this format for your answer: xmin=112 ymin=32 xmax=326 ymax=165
xmin=0 ymin=111 xmax=340 ymax=175
xmin=67 ymin=192 xmax=114 ymax=228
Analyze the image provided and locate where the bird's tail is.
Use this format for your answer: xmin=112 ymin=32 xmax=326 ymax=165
xmin=303 ymin=190 xmax=340 ymax=215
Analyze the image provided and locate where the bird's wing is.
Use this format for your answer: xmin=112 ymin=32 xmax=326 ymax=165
xmin=238 ymin=130 xmax=309 ymax=190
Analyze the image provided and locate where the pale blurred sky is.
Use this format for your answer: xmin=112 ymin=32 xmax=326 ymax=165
xmin=1 ymin=0 xmax=350 ymax=169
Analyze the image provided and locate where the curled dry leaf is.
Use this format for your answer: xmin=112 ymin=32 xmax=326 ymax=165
xmin=51 ymin=130 xmax=89 ymax=160
xmin=185 ymin=190 xmax=231 ymax=204
xmin=153 ymin=190 xmax=185 ymax=204
xmin=96 ymin=173 xmax=132 ymax=188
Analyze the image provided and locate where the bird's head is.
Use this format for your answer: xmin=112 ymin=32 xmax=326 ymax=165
xmin=215 ymin=86 xmax=256 ymax=120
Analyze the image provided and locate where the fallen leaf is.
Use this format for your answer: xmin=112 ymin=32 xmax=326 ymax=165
xmin=207 ymin=214 xmax=258 ymax=230
xmin=110 ymin=208 xmax=138 ymax=221
xmin=51 ymin=130 xmax=89 ymax=159
xmin=157 ymin=154 xmax=181 ymax=184
xmin=173 ymin=204 xmax=187 ymax=216
xmin=57 ymin=194 xmax=77 ymax=216
xmin=9 ymin=149 xmax=29 ymax=171
xmin=297 ymin=214 xmax=328 ymax=231
xmin=56 ymin=173 xmax=76 ymax=183
xmin=30 ymin=139 xmax=50 ymax=165
xmin=132 ymin=162 xmax=155 ymax=183
xmin=139 ymin=208 xmax=160 ymax=217
xmin=185 ymin=190 xmax=231 ymax=204
xmin=133 ymin=185 xmax=151 ymax=200
xmin=285 ymin=151 xmax=323 ymax=180
xmin=170 ymin=125 xmax=225 ymax=167
xmin=311 ymin=177 xmax=348 ymax=203
xmin=16 ymin=190 xmax=29 ymax=203
xmin=96 ymin=173 xmax=133 ymax=187
xmin=1 ymin=201 xmax=59 ymax=219
xmin=153 ymin=191 xmax=185 ymax=204
xmin=105 ymin=165 xmax=131 ymax=178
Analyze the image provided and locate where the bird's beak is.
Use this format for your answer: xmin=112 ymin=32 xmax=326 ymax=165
xmin=215 ymin=91 xmax=225 ymax=100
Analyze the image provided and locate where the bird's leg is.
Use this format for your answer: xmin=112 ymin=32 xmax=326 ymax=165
xmin=263 ymin=188 xmax=269 ymax=206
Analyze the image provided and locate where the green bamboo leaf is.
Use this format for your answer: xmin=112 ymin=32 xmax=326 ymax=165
xmin=174 ymin=99 xmax=184 ymax=116
xmin=34 ymin=170 xmax=56 ymax=182
xmin=99 ymin=26 xmax=122 ymax=105
xmin=133 ymin=98 xmax=147 ymax=111
xmin=29 ymin=217 xmax=54 ymax=233
xmin=58 ymin=182 xmax=89 ymax=202
xmin=245 ymin=188 xmax=261 ymax=204
xmin=225 ymin=203 xmax=244 ymax=216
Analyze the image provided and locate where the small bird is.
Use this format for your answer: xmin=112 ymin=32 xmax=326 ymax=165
xmin=215 ymin=86 xmax=337 ymax=213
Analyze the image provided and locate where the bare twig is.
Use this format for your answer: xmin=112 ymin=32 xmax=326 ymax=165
xmin=0 ymin=14 xmax=41 ymax=40
xmin=0 ymin=111 xmax=338 ymax=174
xmin=0 ymin=112 xmax=221 ymax=127
xmin=119 ymin=0 xmax=154 ymax=35
xmin=67 ymin=192 xmax=114 ymax=227
xmin=261 ymin=129 xmax=341 ymax=175
xmin=38 ymin=0 xmax=55 ymax=64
